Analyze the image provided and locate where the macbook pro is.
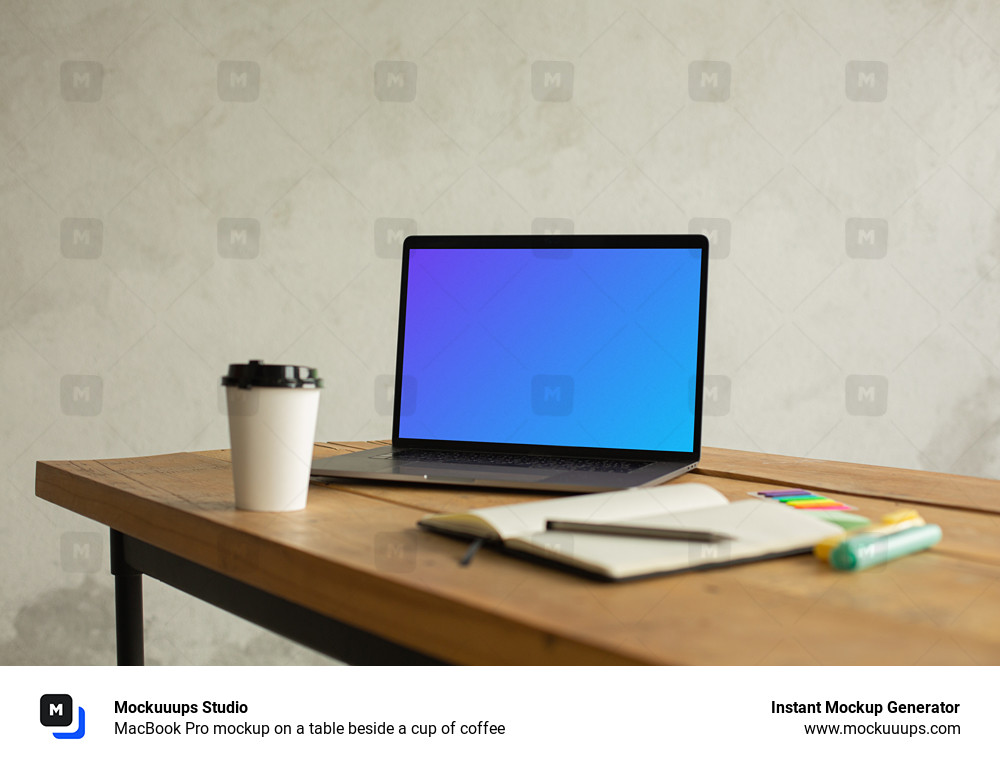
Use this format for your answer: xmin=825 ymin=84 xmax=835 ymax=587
xmin=311 ymin=233 xmax=710 ymax=492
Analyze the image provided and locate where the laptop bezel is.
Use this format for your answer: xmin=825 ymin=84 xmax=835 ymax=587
xmin=391 ymin=233 xmax=709 ymax=463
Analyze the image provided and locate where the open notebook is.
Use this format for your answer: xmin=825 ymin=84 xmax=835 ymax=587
xmin=418 ymin=483 xmax=844 ymax=581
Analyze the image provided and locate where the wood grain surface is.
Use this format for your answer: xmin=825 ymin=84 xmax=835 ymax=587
xmin=35 ymin=443 xmax=1000 ymax=665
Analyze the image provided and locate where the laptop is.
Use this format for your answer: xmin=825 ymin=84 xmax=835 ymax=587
xmin=311 ymin=233 xmax=710 ymax=492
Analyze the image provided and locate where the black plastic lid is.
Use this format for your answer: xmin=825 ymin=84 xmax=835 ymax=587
xmin=221 ymin=360 xmax=322 ymax=390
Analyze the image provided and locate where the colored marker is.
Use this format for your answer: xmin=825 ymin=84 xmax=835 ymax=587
xmin=786 ymin=500 xmax=852 ymax=509
xmin=829 ymin=524 xmax=941 ymax=571
xmin=814 ymin=509 xmax=925 ymax=560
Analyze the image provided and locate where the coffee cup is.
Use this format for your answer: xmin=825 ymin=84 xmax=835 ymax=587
xmin=221 ymin=360 xmax=322 ymax=511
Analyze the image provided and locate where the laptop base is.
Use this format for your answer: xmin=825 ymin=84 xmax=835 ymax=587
xmin=311 ymin=445 xmax=697 ymax=493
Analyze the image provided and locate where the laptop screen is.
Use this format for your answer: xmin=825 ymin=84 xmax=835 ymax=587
xmin=394 ymin=236 xmax=708 ymax=455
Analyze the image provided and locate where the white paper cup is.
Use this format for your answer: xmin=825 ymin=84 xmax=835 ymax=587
xmin=222 ymin=361 xmax=322 ymax=511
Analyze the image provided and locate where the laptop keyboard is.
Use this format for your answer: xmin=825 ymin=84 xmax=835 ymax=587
xmin=378 ymin=448 xmax=653 ymax=474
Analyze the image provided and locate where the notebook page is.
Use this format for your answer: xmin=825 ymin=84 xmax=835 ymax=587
xmin=509 ymin=499 xmax=844 ymax=579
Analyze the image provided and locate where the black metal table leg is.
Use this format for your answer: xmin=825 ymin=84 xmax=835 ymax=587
xmin=110 ymin=529 xmax=144 ymax=666
xmin=105 ymin=529 xmax=443 ymax=665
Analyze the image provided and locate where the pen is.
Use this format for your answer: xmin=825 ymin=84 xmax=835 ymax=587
xmin=459 ymin=538 xmax=483 ymax=566
xmin=545 ymin=520 xmax=733 ymax=543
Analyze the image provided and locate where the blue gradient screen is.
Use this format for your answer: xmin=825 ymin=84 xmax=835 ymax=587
xmin=397 ymin=246 xmax=704 ymax=452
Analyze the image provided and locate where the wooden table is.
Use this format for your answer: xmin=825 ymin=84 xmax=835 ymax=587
xmin=34 ymin=442 xmax=1000 ymax=665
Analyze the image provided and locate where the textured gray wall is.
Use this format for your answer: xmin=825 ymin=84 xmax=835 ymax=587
xmin=2 ymin=0 xmax=998 ymax=664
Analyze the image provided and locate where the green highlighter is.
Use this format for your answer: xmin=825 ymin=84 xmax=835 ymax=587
xmin=829 ymin=524 xmax=942 ymax=571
